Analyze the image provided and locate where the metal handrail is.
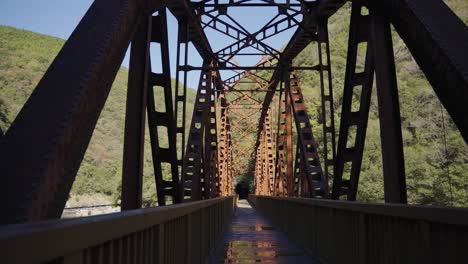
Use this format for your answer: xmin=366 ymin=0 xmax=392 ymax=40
xmin=249 ymin=195 xmax=468 ymax=264
xmin=0 ymin=196 xmax=236 ymax=263
xmin=249 ymin=195 xmax=468 ymax=226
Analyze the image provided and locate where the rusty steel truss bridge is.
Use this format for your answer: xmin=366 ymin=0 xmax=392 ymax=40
xmin=0 ymin=0 xmax=467 ymax=263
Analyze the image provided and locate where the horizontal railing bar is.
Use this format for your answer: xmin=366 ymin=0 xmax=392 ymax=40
xmin=251 ymin=195 xmax=468 ymax=226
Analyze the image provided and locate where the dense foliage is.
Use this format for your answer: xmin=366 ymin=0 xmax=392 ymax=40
xmin=293 ymin=1 xmax=468 ymax=206
xmin=0 ymin=0 xmax=466 ymax=207
xmin=0 ymin=25 xmax=195 ymax=206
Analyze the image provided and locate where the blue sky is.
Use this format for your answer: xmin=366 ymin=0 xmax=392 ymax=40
xmin=0 ymin=0 xmax=297 ymax=89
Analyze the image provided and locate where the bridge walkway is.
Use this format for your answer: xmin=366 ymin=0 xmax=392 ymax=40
xmin=209 ymin=199 xmax=318 ymax=263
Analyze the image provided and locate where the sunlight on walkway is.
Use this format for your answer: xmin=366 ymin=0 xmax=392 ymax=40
xmin=209 ymin=199 xmax=319 ymax=263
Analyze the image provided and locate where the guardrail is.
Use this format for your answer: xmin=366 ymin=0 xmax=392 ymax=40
xmin=0 ymin=196 xmax=236 ymax=264
xmin=249 ymin=195 xmax=468 ymax=264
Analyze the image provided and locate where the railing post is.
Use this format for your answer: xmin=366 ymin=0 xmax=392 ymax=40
xmin=358 ymin=213 xmax=367 ymax=264
xmin=158 ymin=224 xmax=164 ymax=264
xmin=186 ymin=213 xmax=192 ymax=263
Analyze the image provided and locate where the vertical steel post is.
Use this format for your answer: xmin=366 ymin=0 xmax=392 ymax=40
xmin=371 ymin=14 xmax=407 ymax=203
xmin=265 ymin=110 xmax=275 ymax=196
xmin=332 ymin=1 xmax=374 ymax=201
xmin=226 ymin=122 xmax=234 ymax=195
xmin=287 ymin=72 xmax=326 ymax=197
xmin=204 ymin=76 xmax=220 ymax=199
xmin=217 ymin=94 xmax=228 ymax=196
xmin=146 ymin=9 xmax=181 ymax=206
xmin=122 ymin=15 xmax=152 ymax=210
xmin=275 ymin=83 xmax=287 ymax=196
xmin=182 ymin=64 xmax=213 ymax=201
xmin=284 ymin=70 xmax=294 ymax=197
xmin=317 ymin=19 xmax=337 ymax=183
xmin=175 ymin=18 xmax=190 ymax=199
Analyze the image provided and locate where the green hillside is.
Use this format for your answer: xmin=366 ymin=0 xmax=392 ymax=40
xmin=294 ymin=0 xmax=468 ymax=206
xmin=0 ymin=25 xmax=196 ymax=206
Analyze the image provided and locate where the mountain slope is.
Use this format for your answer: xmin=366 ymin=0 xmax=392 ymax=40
xmin=294 ymin=0 xmax=467 ymax=206
xmin=0 ymin=25 xmax=196 ymax=206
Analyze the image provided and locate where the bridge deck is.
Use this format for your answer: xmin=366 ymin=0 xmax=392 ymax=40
xmin=209 ymin=199 xmax=318 ymax=263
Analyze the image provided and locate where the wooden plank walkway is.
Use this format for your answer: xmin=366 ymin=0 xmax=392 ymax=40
xmin=209 ymin=199 xmax=319 ymax=263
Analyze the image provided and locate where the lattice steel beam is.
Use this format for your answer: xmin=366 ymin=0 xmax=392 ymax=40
xmin=287 ymin=72 xmax=326 ymax=197
xmin=332 ymin=1 xmax=374 ymax=201
xmin=181 ymin=64 xmax=213 ymax=201
xmin=146 ymin=9 xmax=181 ymax=206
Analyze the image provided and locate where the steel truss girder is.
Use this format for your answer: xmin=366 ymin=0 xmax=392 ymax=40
xmin=173 ymin=21 xmax=191 ymax=202
xmin=181 ymin=64 xmax=213 ymax=201
xmin=212 ymin=13 xmax=300 ymax=59
xmin=146 ymin=9 xmax=181 ymax=206
xmin=371 ymin=13 xmax=407 ymax=203
xmin=274 ymin=89 xmax=291 ymax=196
xmin=254 ymin=109 xmax=275 ymax=196
xmin=254 ymin=0 xmax=345 ymax=161
xmin=166 ymin=0 xmax=215 ymax=62
xmin=203 ymin=83 xmax=219 ymax=199
xmin=254 ymin=142 xmax=262 ymax=194
xmin=265 ymin=112 xmax=275 ymax=196
xmin=287 ymin=72 xmax=326 ymax=197
xmin=122 ymin=14 xmax=152 ymax=210
xmin=192 ymin=1 xmax=304 ymax=11
xmin=317 ymin=20 xmax=337 ymax=185
xmin=292 ymin=140 xmax=304 ymax=196
xmin=217 ymin=93 xmax=231 ymax=196
xmin=333 ymin=1 xmax=407 ymax=203
xmin=225 ymin=119 xmax=234 ymax=195
xmin=224 ymin=57 xmax=274 ymax=85
xmin=369 ymin=0 xmax=468 ymax=143
xmin=332 ymin=1 xmax=374 ymax=201
xmin=201 ymin=12 xmax=281 ymax=56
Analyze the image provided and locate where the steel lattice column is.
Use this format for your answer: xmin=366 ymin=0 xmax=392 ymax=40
xmin=287 ymin=72 xmax=326 ymax=197
xmin=146 ymin=9 xmax=181 ymax=206
xmin=181 ymin=63 xmax=213 ymax=201
xmin=265 ymin=110 xmax=276 ymax=196
xmin=275 ymin=83 xmax=290 ymax=197
xmin=332 ymin=1 xmax=375 ymax=201
xmin=317 ymin=19 xmax=337 ymax=184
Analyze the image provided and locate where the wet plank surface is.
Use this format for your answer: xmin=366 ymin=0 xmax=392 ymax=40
xmin=209 ymin=199 xmax=319 ymax=263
